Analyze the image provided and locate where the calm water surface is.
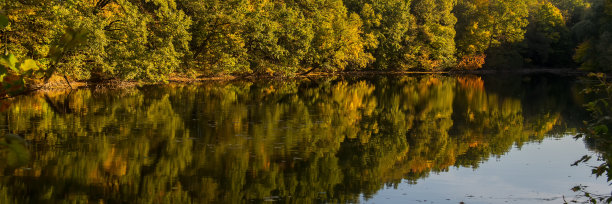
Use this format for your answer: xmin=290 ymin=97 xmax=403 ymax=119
xmin=0 ymin=74 xmax=608 ymax=203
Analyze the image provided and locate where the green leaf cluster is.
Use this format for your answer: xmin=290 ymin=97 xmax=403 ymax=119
xmin=573 ymin=0 xmax=612 ymax=72
xmin=1 ymin=0 xmax=611 ymax=82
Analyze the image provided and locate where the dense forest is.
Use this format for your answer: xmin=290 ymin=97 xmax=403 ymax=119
xmin=0 ymin=0 xmax=610 ymax=84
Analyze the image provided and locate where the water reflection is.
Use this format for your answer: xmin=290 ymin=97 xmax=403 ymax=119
xmin=0 ymin=75 xmax=585 ymax=203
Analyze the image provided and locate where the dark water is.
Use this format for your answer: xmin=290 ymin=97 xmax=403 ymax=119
xmin=0 ymin=74 xmax=608 ymax=203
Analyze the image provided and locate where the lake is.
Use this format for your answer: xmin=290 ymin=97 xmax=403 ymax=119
xmin=0 ymin=74 xmax=609 ymax=203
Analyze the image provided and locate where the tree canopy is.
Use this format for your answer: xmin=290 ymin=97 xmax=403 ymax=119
xmin=0 ymin=0 xmax=608 ymax=84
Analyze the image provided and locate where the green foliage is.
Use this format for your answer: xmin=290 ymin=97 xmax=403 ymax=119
xmin=0 ymin=10 xmax=86 ymax=96
xmin=0 ymin=14 xmax=7 ymax=28
xmin=550 ymin=0 xmax=589 ymax=29
xmin=241 ymin=1 xmax=313 ymax=75
xmin=0 ymin=1 xmax=56 ymax=61
xmin=344 ymin=0 xmax=416 ymax=70
xmin=0 ymin=0 xmax=608 ymax=84
xmin=179 ymin=0 xmax=250 ymax=74
xmin=0 ymin=54 xmax=38 ymax=75
xmin=344 ymin=0 xmax=456 ymax=70
xmin=573 ymin=0 xmax=612 ymax=72
xmin=303 ymin=0 xmax=373 ymax=72
xmin=411 ymin=0 xmax=458 ymax=69
xmin=569 ymin=73 xmax=612 ymax=203
xmin=523 ymin=1 xmax=569 ymax=66
xmin=0 ymin=40 xmax=42 ymax=96
xmin=0 ymin=12 xmax=39 ymax=96
xmin=180 ymin=0 xmax=372 ymax=76
xmin=454 ymin=0 xmax=532 ymax=69
xmin=44 ymin=27 xmax=87 ymax=82
xmin=455 ymin=0 xmax=529 ymax=56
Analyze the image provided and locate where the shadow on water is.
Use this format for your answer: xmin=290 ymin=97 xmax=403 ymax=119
xmin=567 ymin=73 xmax=612 ymax=203
xmin=0 ymin=74 xmax=596 ymax=203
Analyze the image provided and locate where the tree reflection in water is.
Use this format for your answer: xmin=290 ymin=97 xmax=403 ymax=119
xmin=0 ymin=75 xmax=588 ymax=203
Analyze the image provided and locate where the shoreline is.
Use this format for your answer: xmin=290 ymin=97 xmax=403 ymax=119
xmin=29 ymin=68 xmax=588 ymax=91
